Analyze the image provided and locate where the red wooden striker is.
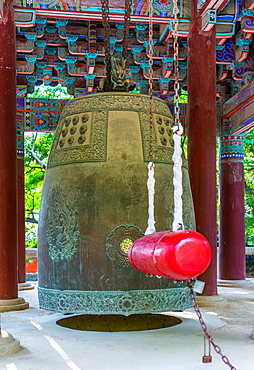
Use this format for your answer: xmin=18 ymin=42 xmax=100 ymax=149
xmin=128 ymin=230 xmax=212 ymax=280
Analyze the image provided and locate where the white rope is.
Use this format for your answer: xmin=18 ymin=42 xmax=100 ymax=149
xmin=145 ymin=162 xmax=156 ymax=235
xmin=145 ymin=0 xmax=156 ymax=236
xmin=172 ymin=128 xmax=184 ymax=231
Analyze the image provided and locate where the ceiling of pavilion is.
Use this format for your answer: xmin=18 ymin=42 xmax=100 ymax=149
xmin=14 ymin=0 xmax=254 ymax=101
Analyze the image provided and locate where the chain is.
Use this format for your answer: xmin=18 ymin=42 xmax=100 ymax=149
xmin=172 ymin=0 xmax=182 ymax=134
xmin=188 ymin=281 xmax=237 ymax=370
xmin=122 ymin=0 xmax=132 ymax=59
xmin=101 ymin=0 xmax=111 ymax=82
xmin=148 ymin=0 xmax=154 ymax=163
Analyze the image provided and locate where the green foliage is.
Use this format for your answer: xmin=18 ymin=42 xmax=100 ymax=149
xmin=25 ymin=132 xmax=54 ymax=248
xmin=130 ymin=87 xmax=141 ymax=94
xmin=27 ymin=84 xmax=73 ymax=99
xmin=181 ymin=136 xmax=188 ymax=158
xmin=244 ymin=128 xmax=254 ymax=245
xmin=179 ymin=90 xmax=188 ymax=104
xmin=26 ymin=223 xmax=39 ymax=249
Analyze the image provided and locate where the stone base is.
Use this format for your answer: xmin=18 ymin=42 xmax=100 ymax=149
xmin=0 ymin=297 xmax=29 ymax=312
xmin=0 ymin=331 xmax=20 ymax=357
xmin=18 ymin=283 xmax=35 ymax=291
xmin=195 ymin=295 xmax=227 ymax=308
xmin=217 ymin=279 xmax=252 ymax=288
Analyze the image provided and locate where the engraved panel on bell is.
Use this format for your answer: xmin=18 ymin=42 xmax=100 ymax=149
xmin=154 ymin=114 xmax=174 ymax=148
xmin=56 ymin=112 xmax=92 ymax=150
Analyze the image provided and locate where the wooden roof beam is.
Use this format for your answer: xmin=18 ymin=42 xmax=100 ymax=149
xmin=34 ymin=8 xmax=171 ymax=25
xmin=246 ymin=0 xmax=254 ymax=10
xmin=199 ymin=0 xmax=230 ymax=16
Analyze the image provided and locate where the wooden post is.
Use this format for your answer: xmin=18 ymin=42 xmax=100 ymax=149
xmin=219 ymin=133 xmax=246 ymax=280
xmin=0 ymin=1 xmax=29 ymax=310
xmin=187 ymin=0 xmax=217 ymax=295
xmin=0 ymin=0 xmax=18 ymax=300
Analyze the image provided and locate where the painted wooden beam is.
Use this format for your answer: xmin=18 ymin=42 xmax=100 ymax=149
xmin=199 ymin=0 xmax=229 ymax=16
xmin=222 ymin=80 xmax=254 ymax=134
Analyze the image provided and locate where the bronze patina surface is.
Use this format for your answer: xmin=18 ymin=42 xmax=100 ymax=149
xmin=38 ymin=92 xmax=195 ymax=315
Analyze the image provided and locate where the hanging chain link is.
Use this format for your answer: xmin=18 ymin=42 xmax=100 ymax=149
xmin=188 ymin=281 xmax=237 ymax=370
xmin=148 ymin=0 xmax=154 ymax=163
xmin=122 ymin=0 xmax=132 ymax=59
xmin=101 ymin=0 xmax=111 ymax=82
xmin=172 ymin=0 xmax=182 ymax=134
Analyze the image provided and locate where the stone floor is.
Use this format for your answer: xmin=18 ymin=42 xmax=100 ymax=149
xmin=0 ymin=279 xmax=253 ymax=370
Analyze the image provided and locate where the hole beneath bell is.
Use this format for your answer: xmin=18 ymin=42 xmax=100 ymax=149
xmin=56 ymin=314 xmax=182 ymax=332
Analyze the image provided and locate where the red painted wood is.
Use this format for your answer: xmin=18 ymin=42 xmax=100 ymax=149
xmin=187 ymin=0 xmax=217 ymax=295
xmin=199 ymin=0 xmax=229 ymax=15
xmin=17 ymin=158 xmax=26 ymax=283
xmin=0 ymin=1 xmax=18 ymax=300
xmin=219 ymin=162 xmax=246 ymax=280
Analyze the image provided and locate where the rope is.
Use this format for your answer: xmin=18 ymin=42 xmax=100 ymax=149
xmin=145 ymin=0 xmax=156 ymax=235
xmin=145 ymin=162 xmax=156 ymax=235
xmin=172 ymin=0 xmax=184 ymax=231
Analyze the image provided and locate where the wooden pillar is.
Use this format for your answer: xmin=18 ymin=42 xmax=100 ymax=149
xmin=0 ymin=0 xmax=18 ymax=300
xmin=187 ymin=0 xmax=217 ymax=295
xmin=0 ymin=1 xmax=29 ymax=311
xmin=219 ymin=133 xmax=246 ymax=280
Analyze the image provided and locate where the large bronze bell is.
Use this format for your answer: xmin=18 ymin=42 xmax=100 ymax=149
xmin=38 ymin=92 xmax=195 ymax=315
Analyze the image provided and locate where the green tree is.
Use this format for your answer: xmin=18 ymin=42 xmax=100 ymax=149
xmin=25 ymin=83 xmax=72 ymax=247
xmin=244 ymin=128 xmax=254 ymax=245
xmin=27 ymin=84 xmax=73 ymax=99
xmin=179 ymin=90 xmax=188 ymax=104
xmin=25 ymin=132 xmax=54 ymax=248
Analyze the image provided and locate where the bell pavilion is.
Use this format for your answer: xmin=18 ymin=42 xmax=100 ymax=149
xmin=0 ymin=0 xmax=253 ymax=364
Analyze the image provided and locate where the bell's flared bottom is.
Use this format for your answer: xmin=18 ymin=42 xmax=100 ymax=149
xmin=38 ymin=286 xmax=192 ymax=316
